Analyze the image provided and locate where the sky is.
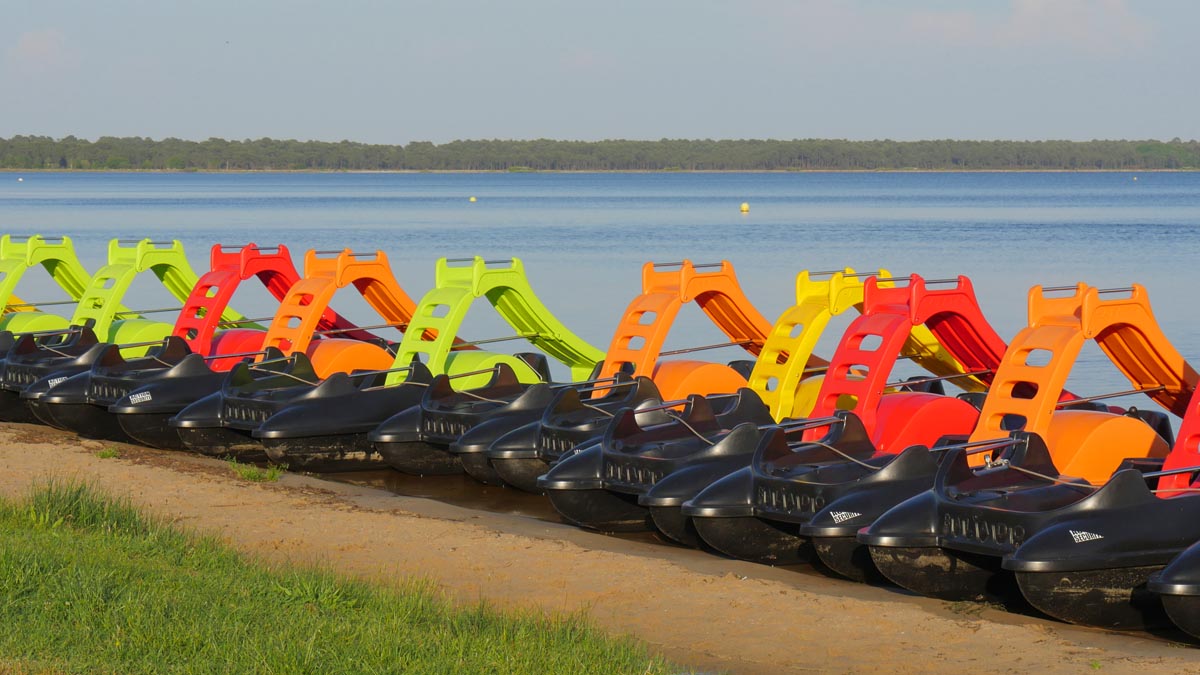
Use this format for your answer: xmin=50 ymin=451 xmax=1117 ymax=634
xmin=1 ymin=0 xmax=1197 ymax=144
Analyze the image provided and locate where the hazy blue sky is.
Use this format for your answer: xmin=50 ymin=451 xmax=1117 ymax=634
xmin=2 ymin=0 xmax=1196 ymax=143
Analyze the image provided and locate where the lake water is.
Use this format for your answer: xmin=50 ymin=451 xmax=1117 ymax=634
xmin=1 ymin=170 xmax=1198 ymax=414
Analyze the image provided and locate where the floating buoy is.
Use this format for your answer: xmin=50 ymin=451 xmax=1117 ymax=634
xmin=469 ymin=196 xmax=477 ymax=202
xmin=1132 ymin=176 xmax=1139 ymax=181
xmin=740 ymin=202 xmax=750 ymax=213
xmin=16 ymin=177 xmax=23 ymax=182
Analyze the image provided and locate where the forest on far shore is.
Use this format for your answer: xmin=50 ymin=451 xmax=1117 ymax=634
xmin=2 ymin=135 xmax=1198 ymax=172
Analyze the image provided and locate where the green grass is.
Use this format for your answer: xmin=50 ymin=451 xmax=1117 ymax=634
xmin=0 ymin=479 xmax=678 ymax=674
xmin=226 ymin=457 xmax=287 ymax=482
xmin=95 ymin=446 xmax=120 ymax=459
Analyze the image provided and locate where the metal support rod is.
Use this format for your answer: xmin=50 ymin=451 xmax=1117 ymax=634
xmin=218 ymin=244 xmax=281 ymax=252
xmin=659 ymin=340 xmax=753 ymax=357
xmin=216 ymin=316 xmax=275 ymax=327
xmin=117 ymin=239 xmax=175 ymax=245
xmin=873 ymin=277 xmax=959 ymax=284
xmin=203 ymin=350 xmax=269 ymax=361
xmin=1055 ymin=386 xmax=1167 ymax=408
xmin=766 ymin=415 xmax=843 ymax=431
xmin=113 ymin=306 xmax=183 ymax=317
xmin=313 ymin=321 xmax=407 ymax=336
xmin=444 ymin=258 xmax=511 ymax=265
xmin=1142 ymin=465 xmax=1200 ymax=478
xmin=4 ymin=299 xmax=78 ymax=308
xmin=311 ymin=250 xmax=376 ymax=257
xmin=449 ymin=333 xmax=540 ymax=349
xmin=632 ymin=393 xmax=740 ymax=415
xmin=248 ymin=355 xmax=297 ymax=367
xmin=445 ymin=366 xmax=502 ymax=380
xmin=28 ymin=327 xmax=85 ymax=338
xmin=631 ymin=399 xmax=689 ymax=413
xmin=24 ymin=327 xmax=86 ymax=340
xmin=886 ymin=369 xmax=993 ymax=389
xmin=348 ymin=366 xmax=414 ymax=379
xmin=929 ymin=437 xmax=1022 ymax=454
xmin=1043 ymin=285 xmax=1133 ymax=294
xmin=245 ymin=367 xmax=317 ymax=386
xmin=796 ymin=355 xmax=913 ymax=378
xmin=112 ymin=340 xmax=170 ymax=350
xmin=810 ymin=270 xmax=876 ymax=278
xmin=561 ymin=379 xmax=638 ymax=394
xmin=651 ymin=261 xmax=723 ymax=269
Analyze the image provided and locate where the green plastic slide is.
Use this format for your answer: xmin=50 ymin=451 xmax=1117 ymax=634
xmin=0 ymin=234 xmax=95 ymax=332
xmin=387 ymin=257 xmax=604 ymax=389
xmin=2 ymin=239 xmax=245 ymax=355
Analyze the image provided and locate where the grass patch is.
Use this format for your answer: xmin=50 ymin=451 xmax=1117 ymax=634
xmin=95 ymin=446 xmax=120 ymax=459
xmin=0 ymin=479 xmax=677 ymax=674
xmin=226 ymin=457 xmax=286 ymax=482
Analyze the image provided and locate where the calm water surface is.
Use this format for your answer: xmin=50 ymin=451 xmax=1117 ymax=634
xmin=1 ymin=171 xmax=1197 ymax=410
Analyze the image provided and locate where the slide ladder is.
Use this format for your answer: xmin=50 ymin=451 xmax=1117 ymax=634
xmin=80 ymin=239 xmax=245 ymax=352
xmin=804 ymin=275 xmax=1008 ymax=451
xmin=596 ymin=260 xmax=780 ymax=399
xmin=171 ymin=243 xmax=357 ymax=369
xmin=260 ymin=249 xmax=420 ymax=378
xmin=969 ymin=283 xmax=1195 ymax=483
xmin=386 ymin=257 xmax=605 ymax=389
xmin=0 ymin=234 xmax=94 ymax=332
xmin=748 ymin=268 xmax=985 ymax=421
xmin=1158 ymin=392 xmax=1200 ymax=494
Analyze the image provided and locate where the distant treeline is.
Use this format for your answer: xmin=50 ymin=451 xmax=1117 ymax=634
xmin=2 ymin=135 xmax=1199 ymax=171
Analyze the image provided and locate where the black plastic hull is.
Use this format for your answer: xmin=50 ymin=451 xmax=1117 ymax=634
xmin=813 ymin=536 xmax=886 ymax=583
xmin=178 ymin=426 xmax=269 ymax=463
xmin=26 ymin=398 xmax=68 ymax=429
xmin=116 ymin=413 xmax=186 ymax=450
xmin=376 ymin=440 xmax=463 ymax=476
xmin=36 ymin=402 xmax=131 ymax=441
xmin=1016 ymin=566 xmax=1169 ymax=630
xmin=692 ymin=515 xmax=812 ymax=565
xmin=648 ymin=505 xmax=702 ymax=548
xmin=0 ymin=389 xmax=37 ymax=424
xmin=545 ymin=488 xmax=653 ymax=532
xmin=1162 ymin=595 xmax=1200 ymax=640
xmin=458 ymin=453 xmax=505 ymax=486
xmin=489 ymin=456 xmax=548 ymax=494
xmin=261 ymin=433 xmax=383 ymax=473
xmin=869 ymin=545 xmax=1004 ymax=601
